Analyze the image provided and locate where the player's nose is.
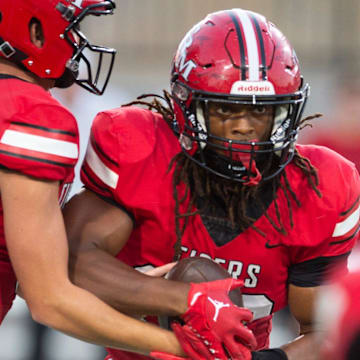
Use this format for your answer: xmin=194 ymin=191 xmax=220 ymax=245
xmin=228 ymin=114 xmax=255 ymax=139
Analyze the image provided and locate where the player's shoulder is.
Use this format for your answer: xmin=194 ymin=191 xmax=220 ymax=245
xmin=1 ymin=77 xmax=77 ymax=128
xmin=0 ymin=78 xmax=78 ymax=181
xmin=92 ymin=105 xmax=160 ymax=132
xmin=90 ymin=106 xmax=171 ymax=163
xmin=296 ymin=143 xmax=359 ymax=189
xmin=296 ymin=143 xmax=357 ymax=173
xmin=289 ymin=144 xmax=360 ymax=250
xmin=295 ymin=144 xmax=360 ymax=204
xmin=81 ymin=106 xmax=177 ymax=200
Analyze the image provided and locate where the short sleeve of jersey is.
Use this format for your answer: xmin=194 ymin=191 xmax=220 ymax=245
xmin=288 ymin=146 xmax=360 ymax=285
xmin=80 ymin=106 xmax=158 ymax=209
xmin=0 ymin=80 xmax=79 ymax=182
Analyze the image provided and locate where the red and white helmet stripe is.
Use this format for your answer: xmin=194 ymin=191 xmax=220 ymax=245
xmin=229 ymin=9 xmax=275 ymax=95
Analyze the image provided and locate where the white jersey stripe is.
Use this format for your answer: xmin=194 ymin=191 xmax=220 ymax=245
xmin=0 ymin=129 xmax=78 ymax=159
xmin=85 ymin=142 xmax=119 ymax=189
xmin=235 ymin=9 xmax=259 ymax=81
xmin=332 ymin=204 xmax=360 ymax=237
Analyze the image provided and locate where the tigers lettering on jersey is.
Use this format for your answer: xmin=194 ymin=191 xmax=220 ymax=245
xmin=134 ymin=262 xmax=272 ymax=321
xmin=180 ymin=246 xmax=261 ymax=287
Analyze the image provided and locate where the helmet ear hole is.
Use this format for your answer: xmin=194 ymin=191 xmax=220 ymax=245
xmin=0 ymin=12 xmax=3 ymax=23
xmin=29 ymin=17 xmax=44 ymax=48
xmin=0 ymin=0 xmax=116 ymax=93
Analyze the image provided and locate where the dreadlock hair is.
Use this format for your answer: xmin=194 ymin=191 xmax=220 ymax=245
xmin=123 ymin=92 xmax=323 ymax=260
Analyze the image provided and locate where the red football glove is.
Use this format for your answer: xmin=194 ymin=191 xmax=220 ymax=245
xmin=149 ymin=321 xmax=210 ymax=360
xmin=150 ymin=351 xmax=189 ymax=360
xmin=150 ymin=321 xmax=252 ymax=360
xmin=180 ymin=278 xmax=257 ymax=359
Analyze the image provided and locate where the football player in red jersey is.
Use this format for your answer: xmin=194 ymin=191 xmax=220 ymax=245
xmin=64 ymin=8 xmax=360 ymax=360
xmin=0 ymin=0 xmax=202 ymax=357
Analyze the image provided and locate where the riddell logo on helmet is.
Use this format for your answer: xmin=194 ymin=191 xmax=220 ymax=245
xmin=230 ymin=81 xmax=275 ymax=95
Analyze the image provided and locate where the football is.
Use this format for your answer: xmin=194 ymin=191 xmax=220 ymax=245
xmin=158 ymin=257 xmax=243 ymax=329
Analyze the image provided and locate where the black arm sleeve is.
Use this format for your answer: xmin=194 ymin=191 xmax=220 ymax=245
xmin=288 ymin=252 xmax=350 ymax=287
xmin=252 ymin=349 xmax=288 ymax=360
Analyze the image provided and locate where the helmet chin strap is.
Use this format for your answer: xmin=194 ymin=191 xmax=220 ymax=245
xmin=243 ymin=165 xmax=261 ymax=186
xmin=222 ymin=140 xmax=262 ymax=186
xmin=54 ymin=68 xmax=78 ymax=88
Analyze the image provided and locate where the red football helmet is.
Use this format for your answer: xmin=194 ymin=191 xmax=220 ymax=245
xmin=171 ymin=9 xmax=309 ymax=183
xmin=0 ymin=0 xmax=116 ymax=94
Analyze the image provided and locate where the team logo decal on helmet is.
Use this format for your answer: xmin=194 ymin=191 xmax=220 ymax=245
xmin=0 ymin=0 xmax=116 ymax=95
xmin=171 ymin=8 xmax=309 ymax=184
xmin=175 ymin=23 xmax=201 ymax=81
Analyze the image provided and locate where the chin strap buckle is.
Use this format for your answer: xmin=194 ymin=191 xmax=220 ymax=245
xmin=0 ymin=41 xmax=16 ymax=58
xmin=56 ymin=2 xmax=76 ymax=21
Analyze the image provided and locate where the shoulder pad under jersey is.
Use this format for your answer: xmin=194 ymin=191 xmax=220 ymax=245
xmin=81 ymin=106 xmax=159 ymax=198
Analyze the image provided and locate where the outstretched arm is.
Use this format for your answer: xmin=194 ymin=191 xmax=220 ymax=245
xmin=0 ymin=170 xmax=184 ymax=356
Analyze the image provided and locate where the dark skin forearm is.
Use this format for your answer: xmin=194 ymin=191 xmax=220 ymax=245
xmin=279 ymin=284 xmax=320 ymax=360
xmin=69 ymin=246 xmax=190 ymax=317
xmin=64 ymin=190 xmax=190 ymax=318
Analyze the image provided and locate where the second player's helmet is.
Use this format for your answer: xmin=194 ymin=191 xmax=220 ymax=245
xmin=0 ymin=0 xmax=116 ymax=94
xmin=171 ymin=8 xmax=309 ymax=183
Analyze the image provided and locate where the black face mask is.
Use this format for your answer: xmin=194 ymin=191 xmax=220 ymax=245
xmin=202 ymin=147 xmax=248 ymax=180
xmin=201 ymin=146 xmax=276 ymax=184
xmin=54 ymin=68 xmax=79 ymax=89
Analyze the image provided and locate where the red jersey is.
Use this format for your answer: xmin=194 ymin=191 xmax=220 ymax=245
xmin=0 ymin=76 xmax=79 ymax=323
xmin=81 ymin=107 xmax=360 ymax=360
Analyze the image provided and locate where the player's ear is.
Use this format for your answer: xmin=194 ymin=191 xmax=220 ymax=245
xmin=29 ymin=18 xmax=45 ymax=48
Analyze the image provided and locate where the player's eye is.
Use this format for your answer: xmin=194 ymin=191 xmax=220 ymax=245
xmin=214 ymin=104 xmax=232 ymax=116
xmin=253 ymin=105 xmax=266 ymax=114
xmin=252 ymin=105 xmax=273 ymax=115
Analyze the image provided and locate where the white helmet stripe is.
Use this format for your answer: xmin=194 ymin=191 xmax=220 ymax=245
xmin=234 ymin=9 xmax=260 ymax=81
